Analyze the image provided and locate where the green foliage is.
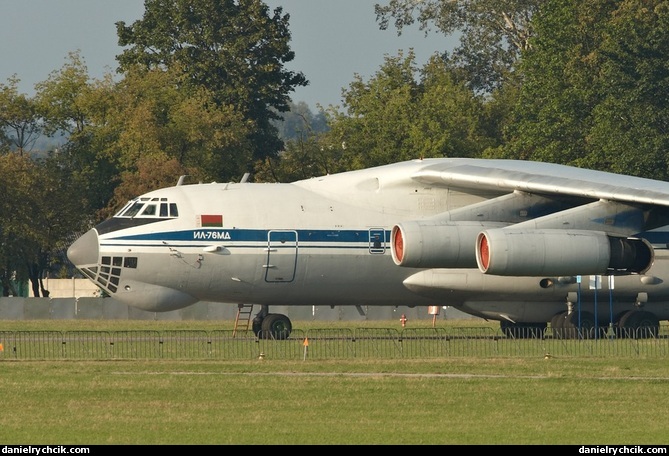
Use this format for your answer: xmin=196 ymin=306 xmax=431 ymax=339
xmin=101 ymin=155 xmax=194 ymax=220
xmin=584 ymin=0 xmax=669 ymax=178
xmin=115 ymin=0 xmax=308 ymax=163
xmin=0 ymin=154 xmax=38 ymax=292
xmin=0 ymin=76 xmax=41 ymax=155
xmin=33 ymin=51 xmax=120 ymax=221
xmin=104 ymin=66 xmax=253 ymax=181
xmin=314 ymin=51 xmax=496 ymax=172
xmin=329 ymin=51 xmax=422 ymax=169
xmin=34 ymin=51 xmax=93 ymax=137
xmin=254 ymin=135 xmax=335 ymax=182
xmin=375 ymin=0 xmax=542 ymax=93
xmin=504 ymin=0 xmax=669 ymax=179
xmin=273 ymin=101 xmax=329 ymax=141
xmin=0 ymin=153 xmax=87 ymax=296
xmin=415 ymin=57 xmax=498 ymax=157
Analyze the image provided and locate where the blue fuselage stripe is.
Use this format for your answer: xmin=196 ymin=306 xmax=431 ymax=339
xmin=108 ymin=228 xmax=388 ymax=243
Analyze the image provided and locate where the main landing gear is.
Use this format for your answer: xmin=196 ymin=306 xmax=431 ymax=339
xmin=550 ymin=308 xmax=660 ymax=340
xmin=252 ymin=305 xmax=293 ymax=340
xmin=613 ymin=309 xmax=659 ymax=339
xmin=550 ymin=310 xmax=605 ymax=339
xmin=551 ymin=294 xmax=660 ymax=339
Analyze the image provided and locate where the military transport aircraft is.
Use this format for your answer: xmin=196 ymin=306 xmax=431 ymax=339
xmin=67 ymin=158 xmax=669 ymax=339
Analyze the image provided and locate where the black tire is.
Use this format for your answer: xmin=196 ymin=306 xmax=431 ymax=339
xmin=613 ymin=311 xmax=633 ymax=339
xmin=260 ymin=313 xmax=292 ymax=340
xmin=619 ymin=310 xmax=659 ymax=339
xmin=564 ymin=311 xmax=598 ymax=339
xmin=560 ymin=313 xmax=576 ymax=339
xmin=550 ymin=312 xmax=567 ymax=339
xmin=252 ymin=318 xmax=262 ymax=337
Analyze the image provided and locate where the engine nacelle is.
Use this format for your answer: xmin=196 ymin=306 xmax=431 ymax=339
xmin=476 ymin=228 xmax=654 ymax=276
xmin=391 ymin=221 xmax=508 ymax=268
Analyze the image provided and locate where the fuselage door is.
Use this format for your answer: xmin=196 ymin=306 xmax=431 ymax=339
xmin=265 ymin=230 xmax=298 ymax=282
xmin=369 ymin=228 xmax=386 ymax=254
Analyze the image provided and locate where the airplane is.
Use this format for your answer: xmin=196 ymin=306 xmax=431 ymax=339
xmin=67 ymin=157 xmax=669 ymax=340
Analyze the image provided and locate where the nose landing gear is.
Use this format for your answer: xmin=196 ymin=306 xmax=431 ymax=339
xmin=252 ymin=305 xmax=293 ymax=340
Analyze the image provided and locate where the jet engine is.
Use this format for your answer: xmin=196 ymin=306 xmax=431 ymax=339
xmin=391 ymin=220 xmax=508 ymax=268
xmin=476 ymin=228 xmax=654 ymax=276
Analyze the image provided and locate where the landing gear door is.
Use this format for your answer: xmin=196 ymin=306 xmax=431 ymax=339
xmin=265 ymin=230 xmax=298 ymax=282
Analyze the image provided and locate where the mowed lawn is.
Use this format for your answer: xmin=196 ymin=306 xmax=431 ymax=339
xmin=2 ymin=357 xmax=669 ymax=445
xmin=1 ymin=320 xmax=669 ymax=445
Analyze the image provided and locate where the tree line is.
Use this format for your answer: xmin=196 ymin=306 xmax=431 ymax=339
xmin=1 ymin=0 xmax=668 ymax=296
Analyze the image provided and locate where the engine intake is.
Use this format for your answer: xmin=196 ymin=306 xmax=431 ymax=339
xmin=391 ymin=221 xmax=508 ymax=268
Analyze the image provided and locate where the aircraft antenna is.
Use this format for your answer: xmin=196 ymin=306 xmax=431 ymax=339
xmin=240 ymin=172 xmax=250 ymax=183
xmin=176 ymin=175 xmax=187 ymax=186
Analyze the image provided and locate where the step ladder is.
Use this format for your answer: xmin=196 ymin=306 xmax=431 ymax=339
xmin=233 ymin=304 xmax=254 ymax=337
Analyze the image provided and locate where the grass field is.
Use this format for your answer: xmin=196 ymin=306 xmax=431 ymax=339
xmin=2 ymin=320 xmax=669 ymax=445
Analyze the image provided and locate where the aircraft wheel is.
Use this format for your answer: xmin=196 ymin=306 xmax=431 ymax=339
xmin=613 ymin=311 xmax=631 ymax=339
xmin=260 ymin=313 xmax=292 ymax=340
xmin=619 ymin=310 xmax=659 ymax=339
xmin=252 ymin=317 xmax=263 ymax=337
xmin=564 ymin=311 xmax=597 ymax=339
xmin=550 ymin=312 xmax=567 ymax=339
xmin=560 ymin=313 xmax=577 ymax=339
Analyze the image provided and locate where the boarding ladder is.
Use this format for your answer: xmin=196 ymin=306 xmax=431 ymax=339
xmin=233 ymin=304 xmax=254 ymax=337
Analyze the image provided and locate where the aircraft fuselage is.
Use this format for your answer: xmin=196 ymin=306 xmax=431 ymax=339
xmin=67 ymin=159 xmax=669 ymax=333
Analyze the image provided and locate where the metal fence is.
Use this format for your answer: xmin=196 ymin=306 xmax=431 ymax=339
xmin=2 ymin=325 xmax=669 ymax=360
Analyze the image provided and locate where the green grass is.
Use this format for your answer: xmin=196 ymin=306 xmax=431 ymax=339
xmin=0 ymin=317 xmax=491 ymax=332
xmin=1 ymin=320 xmax=669 ymax=444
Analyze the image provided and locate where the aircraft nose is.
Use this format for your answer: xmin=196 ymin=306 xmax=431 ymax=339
xmin=67 ymin=229 xmax=100 ymax=267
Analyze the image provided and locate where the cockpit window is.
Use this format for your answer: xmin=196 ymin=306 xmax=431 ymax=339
xmin=115 ymin=197 xmax=179 ymax=219
xmin=120 ymin=201 xmax=145 ymax=217
xmin=141 ymin=204 xmax=156 ymax=216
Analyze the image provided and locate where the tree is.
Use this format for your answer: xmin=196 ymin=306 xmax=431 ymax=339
xmin=374 ymin=0 xmax=542 ymax=93
xmin=253 ymin=134 xmax=330 ymax=183
xmin=322 ymin=51 xmax=423 ymax=170
xmin=254 ymin=110 xmax=334 ymax=183
xmin=0 ymin=154 xmax=33 ymax=295
xmin=35 ymin=50 xmax=257 ymax=224
xmin=503 ymin=0 xmax=669 ymax=179
xmin=101 ymin=154 xmax=193 ymax=220
xmin=0 ymin=153 xmax=85 ymax=297
xmin=273 ymin=101 xmax=329 ymax=142
xmin=320 ymin=51 xmax=492 ymax=171
xmin=413 ymin=57 xmax=497 ymax=158
xmin=101 ymin=66 xmax=253 ymax=180
xmin=35 ymin=52 xmax=96 ymax=138
xmin=24 ymin=153 xmax=90 ymax=296
xmin=35 ymin=51 xmax=121 ymax=222
xmin=585 ymin=0 xmax=669 ymax=179
xmin=0 ymin=76 xmax=42 ymax=156
xmin=115 ymin=0 xmax=308 ymax=171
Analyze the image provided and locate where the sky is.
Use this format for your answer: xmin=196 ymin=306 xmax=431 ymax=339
xmin=0 ymin=0 xmax=455 ymax=110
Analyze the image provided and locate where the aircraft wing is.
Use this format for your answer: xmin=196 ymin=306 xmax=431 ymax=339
xmin=390 ymin=158 xmax=669 ymax=278
xmin=411 ymin=159 xmax=669 ymax=207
